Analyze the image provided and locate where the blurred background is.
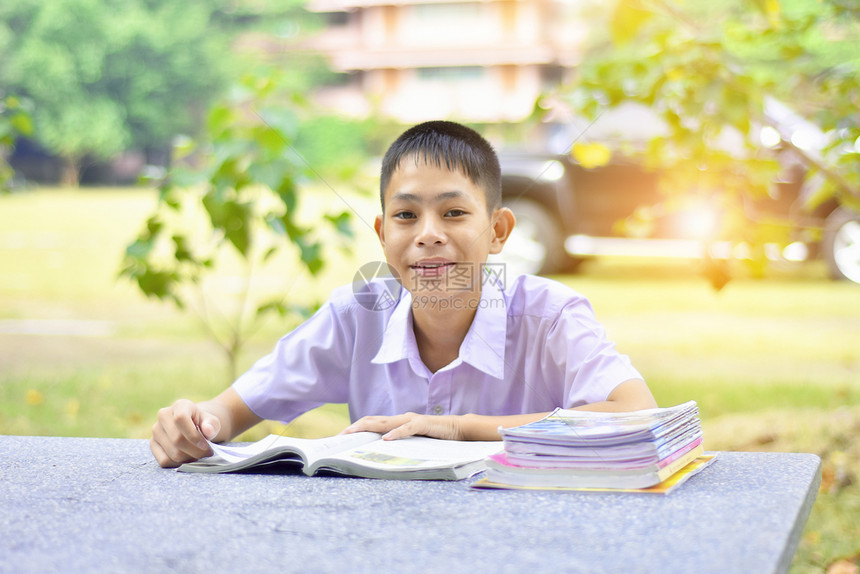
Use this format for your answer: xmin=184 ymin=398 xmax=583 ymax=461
xmin=1 ymin=1 xmax=859 ymax=571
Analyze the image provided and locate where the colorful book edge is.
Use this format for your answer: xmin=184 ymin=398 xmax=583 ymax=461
xmin=470 ymin=453 xmax=718 ymax=495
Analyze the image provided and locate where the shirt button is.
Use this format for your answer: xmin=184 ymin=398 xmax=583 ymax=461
xmin=433 ymin=405 xmax=443 ymax=415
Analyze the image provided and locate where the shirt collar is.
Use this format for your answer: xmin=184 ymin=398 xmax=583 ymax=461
xmin=458 ymin=273 xmax=507 ymax=379
xmin=371 ymin=288 xmax=416 ymax=365
xmin=371 ymin=271 xmax=508 ymax=380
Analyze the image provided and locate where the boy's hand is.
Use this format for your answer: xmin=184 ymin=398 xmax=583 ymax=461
xmin=341 ymin=412 xmax=463 ymax=441
xmin=150 ymin=399 xmax=222 ymax=468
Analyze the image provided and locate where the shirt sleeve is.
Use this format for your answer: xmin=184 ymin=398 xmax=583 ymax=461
xmin=543 ymin=297 xmax=643 ymax=408
xmin=231 ymin=299 xmax=354 ymax=424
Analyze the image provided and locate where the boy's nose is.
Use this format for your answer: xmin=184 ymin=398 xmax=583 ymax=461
xmin=415 ymin=217 xmax=446 ymax=246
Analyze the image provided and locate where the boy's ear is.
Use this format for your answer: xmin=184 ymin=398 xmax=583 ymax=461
xmin=374 ymin=214 xmax=385 ymax=247
xmin=488 ymin=207 xmax=516 ymax=255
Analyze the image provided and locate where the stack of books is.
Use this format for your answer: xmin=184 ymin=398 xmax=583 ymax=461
xmin=475 ymin=401 xmax=715 ymax=493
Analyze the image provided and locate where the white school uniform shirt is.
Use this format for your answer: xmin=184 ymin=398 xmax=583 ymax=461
xmin=232 ymin=273 xmax=643 ymax=423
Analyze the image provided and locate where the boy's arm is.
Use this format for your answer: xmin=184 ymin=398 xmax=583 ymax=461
xmin=342 ymin=379 xmax=657 ymax=441
xmin=567 ymin=378 xmax=657 ymax=413
xmin=150 ymin=387 xmax=262 ymax=468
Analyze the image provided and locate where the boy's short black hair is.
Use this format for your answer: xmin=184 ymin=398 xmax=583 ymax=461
xmin=380 ymin=121 xmax=502 ymax=214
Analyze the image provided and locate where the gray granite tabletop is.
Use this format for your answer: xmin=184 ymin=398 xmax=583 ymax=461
xmin=0 ymin=435 xmax=820 ymax=574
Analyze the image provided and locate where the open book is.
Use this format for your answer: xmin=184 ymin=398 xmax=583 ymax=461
xmin=178 ymin=432 xmax=503 ymax=481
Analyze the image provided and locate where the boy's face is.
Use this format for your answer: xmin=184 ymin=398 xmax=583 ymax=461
xmin=374 ymin=157 xmax=514 ymax=301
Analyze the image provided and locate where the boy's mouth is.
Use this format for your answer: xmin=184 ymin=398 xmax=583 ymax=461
xmin=411 ymin=259 xmax=456 ymax=277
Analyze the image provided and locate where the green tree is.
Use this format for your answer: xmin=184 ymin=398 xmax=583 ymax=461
xmin=121 ymin=71 xmax=355 ymax=381
xmin=0 ymin=0 xmax=311 ymax=186
xmin=555 ymin=0 xmax=860 ymax=284
xmin=0 ymin=93 xmax=34 ymax=191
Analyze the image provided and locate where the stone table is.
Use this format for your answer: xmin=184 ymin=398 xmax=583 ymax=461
xmin=0 ymin=436 xmax=820 ymax=574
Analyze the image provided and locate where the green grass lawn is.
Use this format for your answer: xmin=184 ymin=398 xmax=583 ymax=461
xmin=1 ymin=187 xmax=858 ymax=572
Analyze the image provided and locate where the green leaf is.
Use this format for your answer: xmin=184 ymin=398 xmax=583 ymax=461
xmin=780 ymin=43 xmax=805 ymax=60
xmin=125 ymin=238 xmax=154 ymax=259
xmin=9 ymin=113 xmax=33 ymax=136
xmin=256 ymin=300 xmax=314 ymax=319
xmin=172 ymin=235 xmax=194 ymax=262
xmin=0 ymin=123 xmax=12 ymax=145
xmin=257 ymin=107 xmax=298 ymax=142
xmin=256 ymin=300 xmax=287 ymax=317
xmin=145 ymin=216 xmax=163 ymax=238
xmin=222 ymin=201 xmax=252 ymax=256
xmin=277 ymin=177 xmax=298 ymax=212
xmin=283 ymin=215 xmax=308 ymax=243
xmin=265 ymin=213 xmax=286 ymax=235
xmin=159 ymin=186 xmax=183 ymax=211
xmin=212 ymin=157 xmax=249 ymax=191
xmin=324 ymin=211 xmax=354 ymax=238
xmin=171 ymin=136 xmax=196 ymax=162
xmin=255 ymin=124 xmax=288 ymax=154
xmin=296 ymin=237 xmax=323 ymax=274
xmin=248 ymin=161 xmax=285 ymax=191
xmin=136 ymin=269 xmax=178 ymax=299
xmin=261 ymin=246 xmax=279 ymax=263
xmin=208 ymin=105 xmax=235 ymax=137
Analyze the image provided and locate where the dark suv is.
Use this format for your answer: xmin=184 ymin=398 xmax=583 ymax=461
xmin=493 ymin=104 xmax=860 ymax=284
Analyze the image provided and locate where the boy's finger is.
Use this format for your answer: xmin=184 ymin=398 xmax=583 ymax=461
xmin=150 ymin=437 xmax=180 ymax=468
xmin=199 ymin=416 xmax=221 ymax=441
xmin=342 ymin=415 xmax=398 ymax=434
xmin=151 ymin=424 xmax=195 ymax=466
xmin=157 ymin=407 xmax=208 ymax=455
xmin=381 ymin=417 xmax=425 ymax=440
xmin=171 ymin=401 xmax=209 ymax=449
xmin=381 ymin=424 xmax=414 ymax=441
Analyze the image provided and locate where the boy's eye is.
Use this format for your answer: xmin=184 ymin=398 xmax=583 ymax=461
xmin=393 ymin=211 xmax=416 ymax=220
xmin=446 ymin=209 xmax=467 ymax=217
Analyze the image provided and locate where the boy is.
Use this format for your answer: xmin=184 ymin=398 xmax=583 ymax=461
xmin=150 ymin=121 xmax=656 ymax=468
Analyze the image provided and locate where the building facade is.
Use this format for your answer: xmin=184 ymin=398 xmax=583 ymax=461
xmin=305 ymin=0 xmax=587 ymax=124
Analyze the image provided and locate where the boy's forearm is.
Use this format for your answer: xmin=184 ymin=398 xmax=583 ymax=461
xmin=570 ymin=379 xmax=657 ymax=413
xmin=456 ymin=380 xmax=657 ymax=440
xmin=458 ymin=412 xmax=549 ymax=441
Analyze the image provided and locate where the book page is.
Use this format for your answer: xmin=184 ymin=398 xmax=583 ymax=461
xmin=320 ymin=437 xmax=502 ymax=472
xmin=502 ymin=402 xmax=698 ymax=443
xmin=207 ymin=432 xmax=380 ymax=465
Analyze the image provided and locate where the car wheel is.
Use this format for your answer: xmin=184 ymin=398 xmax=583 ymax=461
xmin=494 ymin=198 xmax=567 ymax=276
xmin=823 ymin=207 xmax=860 ymax=284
